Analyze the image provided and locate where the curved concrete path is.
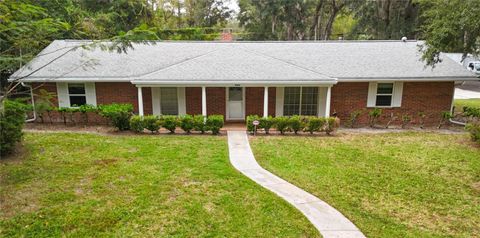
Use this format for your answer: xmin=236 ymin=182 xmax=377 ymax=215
xmin=227 ymin=131 xmax=365 ymax=238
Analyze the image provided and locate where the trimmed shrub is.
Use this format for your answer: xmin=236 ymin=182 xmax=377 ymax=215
xmin=193 ymin=115 xmax=207 ymax=133
xmin=368 ymin=108 xmax=382 ymax=128
xmin=466 ymin=122 xmax=480 ymax=143
xmin=289 ymin=115 xmax=304 ymax=134
xmin=1 ymin=100 xmax=28 ymax=155
xmin=259 ymin=116 xmax=275 ymax=134
xmin=274 ymin=116 xmax=290 ymax=134
xmin=161 ymin=115 xmax=178 ymax=133
xmin=246 ymin=115 xmax=260 ymax=133
xmin=98 ymin=103 xmax=133 ymax=131
xmin=206 ymin=115 xmax=224 ymax=135
xmin=325 ymin=117 xmax=340 ymax=135
xmin=306 ymin=116 xmax=325 ymax=134
xmin=180 ymin=114 xmax=194 ymax=133
xmin=144 ymin=115 xmax=160 ymax=133
xmin=129 ymin=116 xmax=144 ymax=133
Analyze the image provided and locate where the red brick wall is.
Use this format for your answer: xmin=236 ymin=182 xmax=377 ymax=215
xmin=185 ymin=87 xmax=201 ymax=115
xmin=207 ymin=87 xmax=226 ymax=117
xmin=96 ymin=82 xmax=152 ymax=114
xmin=185 ymin=87 xmax=226 ymax=117
xmin=31 ymin=82 xmax=153 ymax=123
xmin=245 ymin=87 xmax=276 ymax=117
xmin=331 ymin=82 xmax=454 ymax=126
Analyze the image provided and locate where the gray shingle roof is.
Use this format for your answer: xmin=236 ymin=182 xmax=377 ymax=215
xmin=11 ymin=40 xmax=477 ymax=84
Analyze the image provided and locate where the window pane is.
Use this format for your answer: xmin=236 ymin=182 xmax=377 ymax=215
xmin=229 ymin=87 xmax=242 ymax=101
xmin=68 ymin=83 xmax=85 ymax=94
xmin=283 ymin=87 xmax=300 ymax=116
xmin=377 ymin=83 xmax=393 ymax=94
xmin=70 ymin=96 xmax=86 ymax=107
xmin=161 ymin=88 xmax=178 ymax=115
xmin=376 ymin=95 xmax=392 ymax=106
xmin=301 ymin=87 xmax=318 ymax=116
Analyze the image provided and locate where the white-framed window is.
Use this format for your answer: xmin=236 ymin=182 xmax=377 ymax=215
xmin=375 ymin=83 xmax=394 ymax=107
xmin=367 ymin=82 xmax=403 ymax=108
xmin=160 ymin=87 xmax=178 ymax=115
xmin=68 ymin=83 xmax=87 ymax=107
xmin=283 ymin=87 xmax=318 ymax=116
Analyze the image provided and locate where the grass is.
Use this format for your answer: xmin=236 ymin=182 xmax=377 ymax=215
xmin=454 ymin=98 xmax=480 ymax=111
xmin=0 ymin=132 xmax=319 ymax=237
xmin=250 ymin=132 xmax=480 ymax=238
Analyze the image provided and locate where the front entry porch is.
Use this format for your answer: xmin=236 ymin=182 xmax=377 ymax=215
xmin=135 ymin=85 xmax=333 ymax=121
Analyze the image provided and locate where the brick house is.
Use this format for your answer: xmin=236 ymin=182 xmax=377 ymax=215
xmin=10 ymin=40 xmax=478 ymax=125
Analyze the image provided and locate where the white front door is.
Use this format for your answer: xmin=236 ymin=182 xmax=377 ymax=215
xmin=227 ymin=87 xmax=244 ymax=120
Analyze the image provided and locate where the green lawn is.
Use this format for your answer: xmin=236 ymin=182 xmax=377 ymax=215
xmin=454 ymin=98 xmax=480 ymax=111
xmin=250 ymin=132 xmax=480 ymax=238
xmin=0 ymin=132 xmax=319 ymax=237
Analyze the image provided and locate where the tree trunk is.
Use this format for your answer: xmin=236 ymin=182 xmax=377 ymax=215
xmin=311 ymin=0 xmax=325 ymax=40
xmin=323 ymin=0 xmax=345 ymax=40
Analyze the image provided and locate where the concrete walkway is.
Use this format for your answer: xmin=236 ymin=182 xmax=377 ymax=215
xmin=227 ymin=131 xmax=365 ymax=238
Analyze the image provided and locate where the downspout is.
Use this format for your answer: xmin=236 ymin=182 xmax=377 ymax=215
xmin=449 ymin=81 xmax=467 ymax=126
xmin=22 ymin=82 xmax=36 ymax=122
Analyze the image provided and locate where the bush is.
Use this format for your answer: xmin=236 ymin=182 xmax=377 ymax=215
xmin=368 ymin=108 xmax=382 ymax=128
xmin=274 ymin=116 xmax=290 ymax=134
xmin=417 ymin=112 xmax=426 ymax=129
xmin=289 ymin=115 xmax=304 ymax=134
xmin=161 ymin=115 xmax=178 ymax=133
xmin=78 ymin=104 xmax=97 ymax=124
xmin=98 ymin=103 xmax=133 ymax=131
xmin=246 ymin=115 xmax=260 ymax=133
xmin=259 ymin=116 xmax=275 ymax=134
xmin=401 ymin=114 xmax=411 ymax=129
xmin=1 ymin=100 xmax=28 ymax=155
xmin=463 ymin=106 xmax=480 ymax=118
xmin=129 ymin=116 xmax=144 ymax=133
xmin=466 ymin=122 xmax=480 ymax=143
xmin=57 ymin=107 xmax=68 ymax=125
xmin=144 ymin=115 xmax=161 ymax=133
xmin=438 ymin=111 xmax=453 ymax=129
xmin=193 ymin=115 xmax=207 ymax=133
xmin=206 ymin=115 xmax=224 ymax=135
xmin=306 ymin=116 xmax=325 ymax=134
xmin=325 ymin=117 xmax=340 ymax=135
xmin=180 ymin=114 xmax=194 ymax=133
xmin=349 ymin=110 xmax=363 ymax=128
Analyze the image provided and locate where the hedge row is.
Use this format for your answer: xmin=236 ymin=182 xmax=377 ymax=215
xmin=130 ymin=114 xmax=224 ymax=134
xmin=246 ymin=115 xmax=340 ymax=135
xmin=0 ymin=100 xmax=28 ymax=155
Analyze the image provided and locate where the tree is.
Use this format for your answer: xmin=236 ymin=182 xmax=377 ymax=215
xmin=418 ymin=0 xmax=480 ymax=66
xmin=349 ymin=0 xmax=420 ymax=40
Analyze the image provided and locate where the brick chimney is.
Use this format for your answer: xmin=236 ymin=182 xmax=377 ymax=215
xmin=221 ymin=28 xmax=233 ymax=41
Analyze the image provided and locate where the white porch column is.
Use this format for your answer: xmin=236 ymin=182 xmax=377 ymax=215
xmin=137 ymin=86 xmax=144 ymax=116
xmin=201 ymin=86 xmax=207 ymax=117
xmin=263 ymin=86 xmax=269 ymax=118
xmin=325 ymin=86 xmax=331 ymax=117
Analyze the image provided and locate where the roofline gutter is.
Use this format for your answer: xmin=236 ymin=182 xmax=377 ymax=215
xmin=338 ymin=77 xmax=479 ymax=82
xmin=130 ymin=80 xmax=338 ymax=87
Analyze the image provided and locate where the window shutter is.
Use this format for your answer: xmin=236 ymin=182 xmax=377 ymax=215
xmin=392 ymin=82 xmax=403 ymax=107
xmin=56 ymin=82 xmax=69 ymax=107
xmin=85 ymin=82 xmax=97 ymax=106
xmin=151 ymin=87 xmax=161 ymax=115
xmin=367 ymin=82 xmax=377 ymax=107
xmin=275 ymin=87 xmax=284 ymax=117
